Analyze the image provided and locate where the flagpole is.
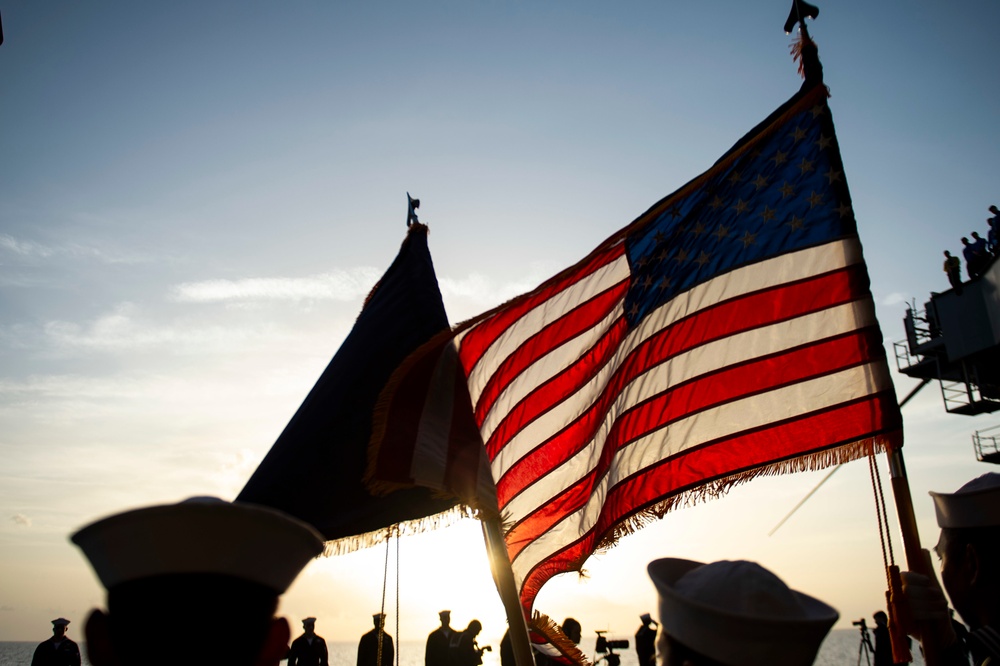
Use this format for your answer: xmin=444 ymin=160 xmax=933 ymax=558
xmin=885 ymin=446 xmax=948 ymax=666
xmin=481 ymin=516 xmax=536 ymax=666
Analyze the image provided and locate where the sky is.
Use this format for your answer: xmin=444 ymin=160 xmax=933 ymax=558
xmin=1 ymin=0 xmax=998 ymax=650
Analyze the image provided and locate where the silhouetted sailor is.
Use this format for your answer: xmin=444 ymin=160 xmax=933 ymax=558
xmin=635 ymin=613 xmax=658 ymax=666
xmin=970 ymin=233 xmax=990 ymax=276
xmin=358 ymin=613 xmax=394 ymax=666
xmin=989 ymin=206 xmax=1000 ymax=250
xmin=561 ymin=618 xmax=581 ymax=645
xmin=901 ymin=473 xmax=1000 ymax=665
xmin=289 ymin=617 xmax=329 ymax=666
xmin=962 ymin=236 xmax=987 ymax=278
xmin=71 ymin=496 xmax=324 ymax=666
xmin=31 ymin=618 xmax=80 ymax=666
xmin=973 ymin=231 xmax=990 ymax=256
xmin=647 ymin=558 xmax=837 ymax=666
xmin=455 ymin=620 xmax=489 ymax=666
xmin=943 ymin=251 xmax=962 ymax=293
xmin=426 ymin=610 xmax=456 ymax=666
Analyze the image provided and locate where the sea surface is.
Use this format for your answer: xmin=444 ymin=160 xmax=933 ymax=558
xmin=0 ymin=631 xmax=927 ymax=666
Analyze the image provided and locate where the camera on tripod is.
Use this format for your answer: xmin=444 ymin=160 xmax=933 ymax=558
xmin=853 ymin=618 xmax=875 ymax=666
xmin=595 ymin=631 xmax=629 ymax=666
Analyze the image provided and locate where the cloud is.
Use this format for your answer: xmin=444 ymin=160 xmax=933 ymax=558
xmin=0 ymin=233 xmax=153 ymax=265
xmin=880 ymin=292 xmax=910 ymax=307
xmin=36 ymin=302 xmax=298 ymax=355
xmin=10 ymin=513 xmax=31 ymax=527
xmin=171 ymin=268 xmax=382 ymax=304
xmin=0 ymin=605 xmax=13 ymax=611
xmin=0 ymin=234 xmax=54 ymax=258
xmin=437 ymin=263 xmax=560 ymax=315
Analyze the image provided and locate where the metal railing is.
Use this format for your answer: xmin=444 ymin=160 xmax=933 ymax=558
xmin=974 ymin=424 xmax=1000 ymax=463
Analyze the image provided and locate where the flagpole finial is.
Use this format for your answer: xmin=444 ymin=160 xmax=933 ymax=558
xmin=785 ymin=0 xmax=823 ymax=85
xmin=783 ymin=0 xmax=819 ymax=35
xmin=407 ymin=193 xmax=420 ymax=227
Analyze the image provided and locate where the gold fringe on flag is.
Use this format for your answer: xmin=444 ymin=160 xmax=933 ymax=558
xmin=596 ymin=435 xmax=895 ymax=552
xmin=530 ymin=611 xmax=592 ymax=666
xmin=320 ymin=504 xmax=479 ymax=557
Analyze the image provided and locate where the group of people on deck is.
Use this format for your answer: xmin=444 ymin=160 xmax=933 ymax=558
xmin=33 ymin=472 xmax=1000 ymax=666
xmin=943 ymin=204 xmax=1000 ymax=292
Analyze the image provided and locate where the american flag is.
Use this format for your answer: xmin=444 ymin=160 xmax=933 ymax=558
xmin=368 ymin=82 xmax=902 ymax=614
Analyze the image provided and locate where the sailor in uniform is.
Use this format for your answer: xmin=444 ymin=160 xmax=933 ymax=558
xmin=902 ymin=473 xmax=1000 ymax=665
xmin=70 ymin=496 xmax=324 ymax=666
xmin=31 ymin=618 xmax=80 ymax=666
xmin=426 ymin=610 xmax=456 ymax=666
xmin=646 ymin=558 xmax=838 ymax=666
xmin=358 ymin=613 xmax=395 ymax=666
xmin=289 ymin=617 xmax=329 ymax=666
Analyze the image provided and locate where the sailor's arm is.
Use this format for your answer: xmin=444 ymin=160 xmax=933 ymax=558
xmin=900 ymin=569 xmax=966 ymax=665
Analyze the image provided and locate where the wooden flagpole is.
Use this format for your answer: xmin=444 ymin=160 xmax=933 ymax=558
xmin=885 ymin=446 xmax=949 ymax=666
xmin=481 ymin=515 xmax=536 ymax=666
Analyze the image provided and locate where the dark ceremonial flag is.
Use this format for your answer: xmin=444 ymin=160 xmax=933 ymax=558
xmin=238 ymin=223 xmax=473 ymax=549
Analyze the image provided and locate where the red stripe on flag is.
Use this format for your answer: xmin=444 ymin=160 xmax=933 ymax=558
xmin=493 ymin=265 xmax=868 ymax=507
xmin=512 ymin=392 xmax=901 ymax=608
xmin=484 ymin=316 xmax=630 ymax=459
xmin=596 ymin=393 xmax=902 ymax=538
xmin=458 ymin=244 xmax=625 ymax=378
xmin=473 ymin=280 xmax=630 ymax=426
xmin=599 ymin=327 xmax=884 ymax=460
xmin=501 ymin=329 xmax=885 ymax=559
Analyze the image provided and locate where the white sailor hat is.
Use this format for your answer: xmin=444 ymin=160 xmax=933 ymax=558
xmin=647 ymin=558 xmax=838 ymax=666
xmin=71 ymin=497 xmax=324 ymax=593
xmin=931 ymin=473 xmax=1000 ymax=529
xmin=51 ymin=618 xmax=71 ymax=626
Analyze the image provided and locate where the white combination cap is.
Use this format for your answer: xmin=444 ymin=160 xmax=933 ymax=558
xmin=51 ymin=618 xmax=71 ymax=626
xmin=71 ymin=497 xmax=324 ymax=593
xmin=931 ymin=473 xmax=1000 ymax=529
xmin=647 ymin=558 xmax=838 ymax=666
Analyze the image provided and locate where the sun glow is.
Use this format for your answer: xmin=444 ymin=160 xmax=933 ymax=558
xmin=281 ymin=518 xmax=510 ymax=645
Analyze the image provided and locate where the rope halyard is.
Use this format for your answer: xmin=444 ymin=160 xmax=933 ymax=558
xmin=869 ymin=452 xmax=892 ymax=577
xmin=869 ymin=451 xmax=912 ymax=663
xmin=378 ymin=529 xmax=390 ymax=666
xmin=396 ymin=526 xmax=401 ymax=666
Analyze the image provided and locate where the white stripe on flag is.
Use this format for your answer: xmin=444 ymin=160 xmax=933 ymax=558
xmin=510 ymin=360 xmax=893 ymax=581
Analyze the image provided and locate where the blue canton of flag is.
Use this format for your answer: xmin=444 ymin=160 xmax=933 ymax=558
xmin=626 ymin=100 xmax=852 ymax=326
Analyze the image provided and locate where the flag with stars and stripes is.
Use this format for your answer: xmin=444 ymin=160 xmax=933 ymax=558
xmin=367 ymin=81 xmax=902 ymax=615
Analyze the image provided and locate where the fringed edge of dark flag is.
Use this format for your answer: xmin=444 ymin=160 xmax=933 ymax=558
xmin=320 ymin=504 xmax=481 ymax=557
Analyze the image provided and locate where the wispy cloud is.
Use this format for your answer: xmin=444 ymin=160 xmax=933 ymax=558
xmin=880 ymin=292 xmax=910 ymax=307
xmin=440 ymin=265 xmax=560 ymax=302
xmin=10 ymin=513 xmax=31 ymax=527
xmin=0 ymin=233 xmax=153 ymax=265
xmin=38 ymin=303 xmax=298 ymax=355
xmin=0 ymin=234 xmax=54 ymax=258
xmin=171 ymin=268 xmax=382 ymax=303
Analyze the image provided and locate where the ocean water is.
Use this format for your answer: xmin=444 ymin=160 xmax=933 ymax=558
xmin=0 ymin=631 xmax=926 ymax=666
